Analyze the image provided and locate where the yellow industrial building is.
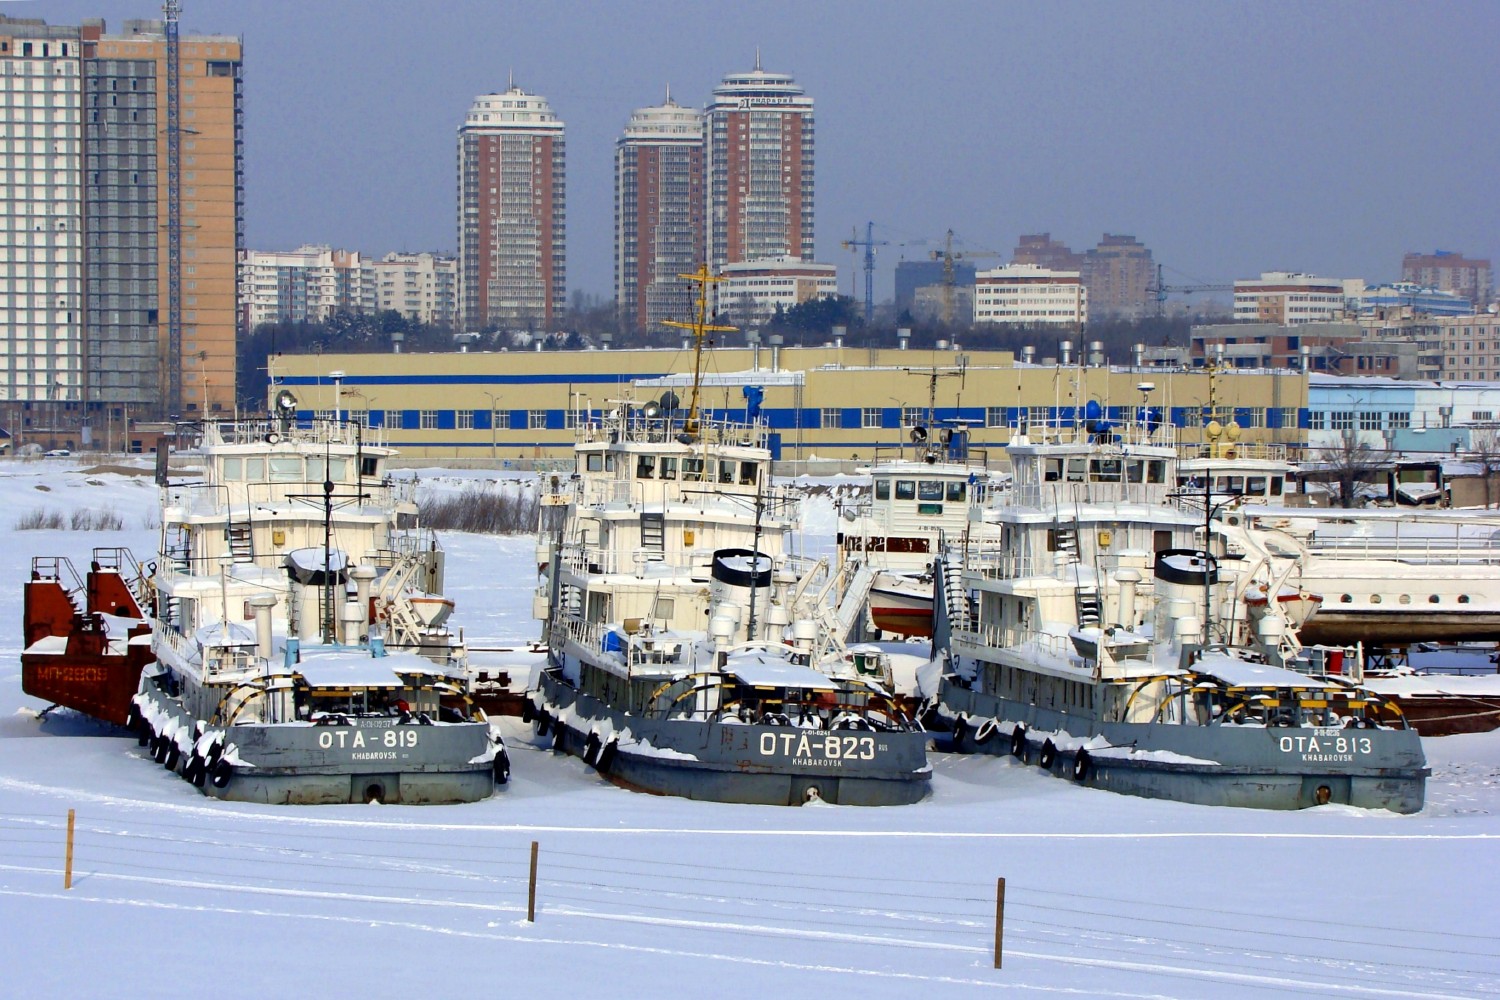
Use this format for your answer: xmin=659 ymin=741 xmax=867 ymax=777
xmin=271 ymin=346 xmax=1307 ymax=465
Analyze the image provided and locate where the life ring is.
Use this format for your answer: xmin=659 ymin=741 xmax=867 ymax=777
xmin=493 ymin=748 xmax=511 ymax=786
xmin=584 ymin=732 xmax=602 ymax=766
xmin=1038 ymin=739 xmax=1056 ymax=770
xmin=1010 ymin=725 xmax=1027 ymax=758
xmin=952 ymin=716 xmax=969 ymax=748
xmin=535 ymin=712 xmax=551 ymax=737
xmin=209 ymin=758 xmax=233 ymax=789
xmin=596 ymin=740 xmax=617 ymax=773
xmin=1073 ymin=750 xmax=1092 ymax=782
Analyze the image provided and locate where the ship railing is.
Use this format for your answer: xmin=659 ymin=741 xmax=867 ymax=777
xmin=163 ymin=478 xmax=402 ymax=519
xmin=195 ymin=418 xmax=382 ymax=450
xmin=557 ymin=544 xmax=711 ymax=578
xmin=1011 ymin=419 xmax=1179 ymax=449
xmin=1004 ymin=481 xmax=1177 ymax=509
xmin=954 ymin=623 xmax=1071 ymax=659
xmin=1303 ymin=536 xmax=1500 ymax=564
xmin=574 ymin=476 xmax=794 ymax=514
xmin=574 ymin=412 xmax=769 ymax=450
xmin=1177 ymin=441 xmax=1287 ymax=462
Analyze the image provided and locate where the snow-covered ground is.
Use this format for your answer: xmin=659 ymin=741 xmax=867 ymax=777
xmin=2 ymin=458 xmax=1499 ymax=999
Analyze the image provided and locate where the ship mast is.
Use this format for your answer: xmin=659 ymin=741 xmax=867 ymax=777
xmin=662 ymin=265 xmax=736 ymax=438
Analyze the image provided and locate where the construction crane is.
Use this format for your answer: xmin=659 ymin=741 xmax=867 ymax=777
xmin=163 ymin=0 xmax=183 ymax=419
xmin=930 ymin=230 xmax=998 ymax=326
xmin=841 ymin=221 xmax=889 ymax=324
xmin=1146 ymin=263 xmax=1233 ymax=319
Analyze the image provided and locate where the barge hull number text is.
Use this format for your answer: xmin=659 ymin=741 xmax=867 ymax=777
xmin=317 ymin=729 xmax=419 ymax=750
xmin=758 ymin=733 xmax=879 ymax=761
xmin=1278 ymin=735 xmax=1373 ymax=755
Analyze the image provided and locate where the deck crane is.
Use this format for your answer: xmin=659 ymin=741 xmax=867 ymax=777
xmin=841 ymin=222 xmax=889 ymax=324
xmin=930 ymin=230 xmax=998 ymax=326
xmin=1146 ymin=263 xmax=1234 ymax=319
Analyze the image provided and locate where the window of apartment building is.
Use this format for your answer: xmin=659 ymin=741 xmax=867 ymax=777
xmin=861 ymin=407 xmax=883 ymax=429
xmin=1359 ymin=411 xmax=1382 ymax=431
xmin=492 ymin=409 xmax=510 ymax=429
xmin=820 ymin=407 xmax=841 ymax=429
xmin=1331 ymin=411 xmax=1354 ymax=430
xmin=419 ymin=410 xmax=438 ymax=430
xmin=457 ymin=409 xmax=474 ymax=430
xmin=528 ymin=409 xmax=547 ymax=430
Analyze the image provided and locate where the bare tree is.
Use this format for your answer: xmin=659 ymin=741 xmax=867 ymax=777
xmin=1317 ymin=431 xmax=1384 ymax=508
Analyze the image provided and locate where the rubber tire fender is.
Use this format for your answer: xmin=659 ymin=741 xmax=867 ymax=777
xmin=1073 ymin=749 xmax=1092 ymax=782
xmin=163 ymin=741 xmax=181 ymax=772
xmin=552 ymin=719 xmax=566 ymax=752
xmin=521 ymin=699 xmax=535 ymax=724
xmin=1038 ymin=739 xmax=1056 ymax=770
xmin=494 ymin=748 xmax=511 ymax=786
xmin=583 ymin=732 xmax=602 ymax=767
xmin=1010 ymin=725 xmax=1027 ymax=759
xmin=535 ymin=712 xmax=551 ymax=737
xmin=595 ymin=740 xmax=617 ymax=774
xmin=151 ymin=733 xmax=170 ymax=764
xmin=951 ymin=715 xmax=969 ymax=749
xmin=209 ymin=758 xmax=233 ymax=789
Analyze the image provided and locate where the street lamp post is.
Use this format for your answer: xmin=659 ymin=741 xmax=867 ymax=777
xmin=482 ymin=391 xmax=501 ymax=462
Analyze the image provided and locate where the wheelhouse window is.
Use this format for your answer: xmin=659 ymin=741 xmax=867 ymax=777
xmin=739 ymin=461 xmax=758 ymax=485
xmin=683 ymin=458 xmax=705 ymax=481
xmin=945 ymin=480 xmax=966 ymax=501
xmin=636 ymin=455 xmax=655 ymax=479
xmin=659 ymin=457 xmax=678 ymax=480
xmin=874 ymin=479 xmax=890 ymax=500
xmin=894 ymin=480 xmax=915 ymax=500
xmin=918 ymin=480 xmax=944 ymax=501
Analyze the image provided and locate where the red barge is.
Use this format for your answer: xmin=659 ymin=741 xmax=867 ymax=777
xmin=21 ymin=547 xmax=155 ymax=727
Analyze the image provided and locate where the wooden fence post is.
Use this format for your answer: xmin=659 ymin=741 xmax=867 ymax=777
xmin=993 ymin=876 xmax=1005 ymax=969
xmin=64 ymin=809 xmax=76 ymax=891
xmin=527 ymin=840 xmax=539 ymax=922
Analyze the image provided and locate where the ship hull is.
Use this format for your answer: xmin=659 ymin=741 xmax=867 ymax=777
xmin=939 ymin=680 xmax=1427 ymax=814
xmin=536 ymin=670 xmax=930 ymax=806
xmin=1298 ymin=610 xmax=1500 ymax=646
xmin=868 ymin=574 xmax=935 ymax=638
xmin=133 ymin=672 xmax=498 ymax=805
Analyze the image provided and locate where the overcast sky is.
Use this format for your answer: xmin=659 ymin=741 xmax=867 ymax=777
xmin=34 ymin=0 xmax=1500 ymax=302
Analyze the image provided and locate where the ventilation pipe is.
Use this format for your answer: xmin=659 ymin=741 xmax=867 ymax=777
xmin=769 ymin=334 xmax=783 ymax=370
xmin=1060 ymin=340 xmax=1073 ymax=366
xmin=1132 ymin=342 xmax=1145 ymax=367
xmin=1088 ymin=340 xmax=1105 ymax=367
xmin=349 ymin=565 xmax=376 ymax=642
xmin=832 ymin=325 xmax=846 ymax=349
xmin=1022 ymin=345 xmax=1035 ymax=364
xmin=747 ymin=330 xmax=760 ymax=371
xmin=250 ymin=593 xmax=278 ymax=661
xmin=600 ymin=332 xmax=612 ymax=351
xmin=897 ymin=327 xmax=911 ymax=351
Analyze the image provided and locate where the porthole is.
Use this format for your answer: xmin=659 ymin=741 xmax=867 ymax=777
xmin=1369 ymin=594 xmax=1382 ymax=604
xmin=1429 ymin=595 xmax=1441 ymax=604
xmin=1399 ymin=594 xmax=1411 ymax=605
xmin=1459 ymin=594 xmax=1471 ymax=604
xmin=1340 ymin=594 xmax=1352 ymax=604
